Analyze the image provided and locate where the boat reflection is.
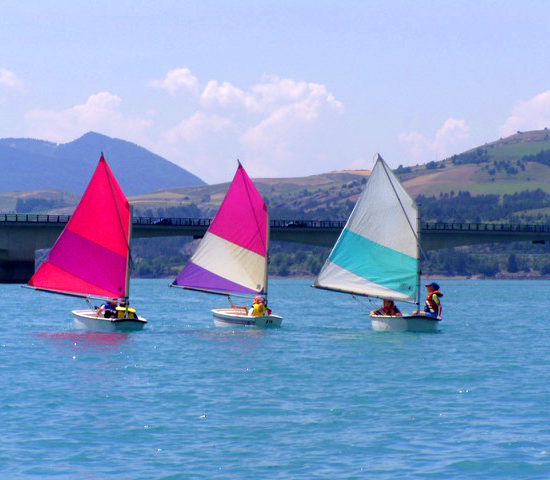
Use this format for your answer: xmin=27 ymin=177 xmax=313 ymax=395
xmin=35 ymin=331 xmax=131 ymax=350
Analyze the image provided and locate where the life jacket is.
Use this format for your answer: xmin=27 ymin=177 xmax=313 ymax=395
xmin=251 ymin=303 xmax=266 ymax=317
xmin=385 ymin=304 xmax=400 ymax=316
xmin=425 ymin=291 xmax=443 ymax=313
xmin=373 ymin=304 xmax=400 ymax=316
xmin=116 ymin=306 xmax=137 ymax=319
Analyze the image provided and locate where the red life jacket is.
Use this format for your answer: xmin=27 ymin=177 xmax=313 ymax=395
xmin=425 ymin=291 xmax=443 ymax=312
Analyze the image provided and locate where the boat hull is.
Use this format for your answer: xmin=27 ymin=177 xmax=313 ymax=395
xmin=72 ymin=310 xmax=147 ymax=332
xmin=370 ymin=314 xmax=440 ymax=332
xmin=211 ymin=308 xmax=283 ymax=327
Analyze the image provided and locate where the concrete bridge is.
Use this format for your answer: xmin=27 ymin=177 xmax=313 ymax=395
xmin=1 ymin=213 xmax=550 ymax=283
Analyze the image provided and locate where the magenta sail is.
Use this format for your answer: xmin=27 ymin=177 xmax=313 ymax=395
xmin=28 ymin=155 xmax=131 ymax=300
xmin=172 ymin=163 xmax=268 ymax=296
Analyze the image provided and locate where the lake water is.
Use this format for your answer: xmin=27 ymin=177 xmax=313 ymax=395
xmin=2 ymin=279 xmax=550 ymax=479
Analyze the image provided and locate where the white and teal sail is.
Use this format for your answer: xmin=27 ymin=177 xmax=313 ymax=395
xmin=314 ymin=154 xmax=419 ymax=303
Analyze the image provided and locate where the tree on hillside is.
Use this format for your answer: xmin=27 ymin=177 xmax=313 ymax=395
xmin=507 ymin=254 xmax=519 ymax=273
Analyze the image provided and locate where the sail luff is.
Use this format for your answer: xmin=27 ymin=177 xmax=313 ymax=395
xmin=125 ymin=205 xmax=133 ymax=301
xmin=380 ymin=159 xmax=419 ymax=247
xmin=415 ymin=200 xmax=421 ymax=307
xmin=264 ymin=210 xmax=270 ymax=302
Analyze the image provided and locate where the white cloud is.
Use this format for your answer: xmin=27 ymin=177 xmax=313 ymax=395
xmin=164 ymin=111 xmax=234 ymax=144
xmin=200 ymin=75 xmax=343 ymax=114
xmin=25 ymin=92 xmax=152 ymax=143
xmin=156 ymin=112 xmax=237 ymax=182
xmin=0 ymin=69 xmax=22 ymax=89
xmin=201 ymin=81 xmax=249 ymax=109
xmin=157 ymin=72 xmax=344 ymax=181
xmin=148 ymin=68 xmax=199 ymax=95
xmin=399 ymin=118 xmax=471 ymax=165
xmin=500 ymin=90 xmax=550 ymax=137
xmin=238 ymin=93 xmax=343 ymax=177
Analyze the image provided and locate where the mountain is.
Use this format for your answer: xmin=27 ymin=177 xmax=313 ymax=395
xmin=126 ymin=129 xmax=550 ymax=221
xmin=0 ymin=132 xmax=205 ymax=195
xmin=5 ymin=128 xmax=550 ymax=221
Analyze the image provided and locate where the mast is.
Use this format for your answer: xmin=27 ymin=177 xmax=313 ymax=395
xmin=125 ymin=204 xmax=133 ymax=303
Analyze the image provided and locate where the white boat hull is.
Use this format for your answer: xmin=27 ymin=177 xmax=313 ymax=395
xmin=72 ymin=310 xmax=147 ymax=332
xmin=370 ymin=314 xmax=441 ymax=332
xmin=211 ymin=308 xmax=283 ymax=327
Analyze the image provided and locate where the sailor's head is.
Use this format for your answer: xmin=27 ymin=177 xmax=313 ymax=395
xmin=253 ymin=295 xmax=265 ymax=304
xmin=425 ymin=282 xmax=440 ymax=291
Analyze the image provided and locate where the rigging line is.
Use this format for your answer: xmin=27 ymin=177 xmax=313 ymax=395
xmin=380 ymin=159 xmax=428 ymax=262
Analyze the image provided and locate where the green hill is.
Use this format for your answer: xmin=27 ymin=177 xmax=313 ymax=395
xmin=9 ymin=129 xmax=550 ymax=279
xmin=7 ymin=128 xmax=550 ymax=225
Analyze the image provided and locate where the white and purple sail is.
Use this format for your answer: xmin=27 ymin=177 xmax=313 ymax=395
xmin=172 ymin=163 xmax=268 ymax=296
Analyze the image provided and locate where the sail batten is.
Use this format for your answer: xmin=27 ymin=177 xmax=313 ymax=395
xmin=27 ymin=155 xmax=131 ymax=300
xmin=314 ymin=154 xmax=419 ymax=302
xmin=173 ymin=164 xmax=268 ymax=296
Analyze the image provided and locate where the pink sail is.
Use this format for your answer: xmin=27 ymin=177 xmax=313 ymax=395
xmin=208 ymin=163 xmax=267 ymax=256
xmin=28 ymin=155 xmax=131 ymax=300
xmin=173 ymin=163 xmax=268 ymax=295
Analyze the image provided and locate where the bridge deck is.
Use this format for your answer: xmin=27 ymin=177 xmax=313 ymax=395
xmin=1 ymin=214 xmax=549 ymax=282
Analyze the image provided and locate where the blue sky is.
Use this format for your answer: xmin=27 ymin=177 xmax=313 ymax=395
xmin=1 ymin=0 xmax=550 ymax=183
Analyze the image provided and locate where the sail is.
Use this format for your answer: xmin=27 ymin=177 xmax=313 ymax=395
xmin=314 ymin=154 xmax=419 ymax=303
xmin=28 ymin=155 xmax=131 ymax=300
xmin=172 ymin=163 xmax=268 ymax=296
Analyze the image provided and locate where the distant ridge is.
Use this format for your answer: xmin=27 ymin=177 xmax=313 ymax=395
xmin=0 ymin=132 xmax=205 ymax=195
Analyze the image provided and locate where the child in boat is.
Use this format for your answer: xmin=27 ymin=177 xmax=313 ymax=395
xmin=96 ymin=300 xmax=117 ymax=318
xmin=371 ymin=299 xmax=401 ymax=316
xmin=248 ymin=295 xmax=267 ymax=317
xmin=414 ymin=282 xmax=443 ymax=319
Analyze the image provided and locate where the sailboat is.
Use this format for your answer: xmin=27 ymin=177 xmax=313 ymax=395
xmin=314 ymin=154 xmax=441 ymax=332
xmin=26 ymin=154 xmax=146 ymax=331
xmin=171 ymin=162 xmax=283 ymax=327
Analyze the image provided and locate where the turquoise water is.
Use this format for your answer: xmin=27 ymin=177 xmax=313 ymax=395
xmin=2 ymin=279 xmax=550 ymax=479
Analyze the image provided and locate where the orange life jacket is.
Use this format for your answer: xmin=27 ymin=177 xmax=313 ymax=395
xmin=425 ymin=291 xmax=443 ymax=313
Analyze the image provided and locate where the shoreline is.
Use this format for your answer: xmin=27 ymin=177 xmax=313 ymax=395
xmin=135 ymin=274 xmax=550 ymax=281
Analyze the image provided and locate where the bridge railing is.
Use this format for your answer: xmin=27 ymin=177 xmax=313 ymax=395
xmin=133 ymin=217 xmax=349 ymax=228
xmin=422 ymin=222 xmax=550 ymax=233
xmin=133 ymin=217 xmax=213 ymax=227
xmin=0 ymin=214 xmax=72 ymax=223
xmin=1 ymin=214 xmax=550 ymax=233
